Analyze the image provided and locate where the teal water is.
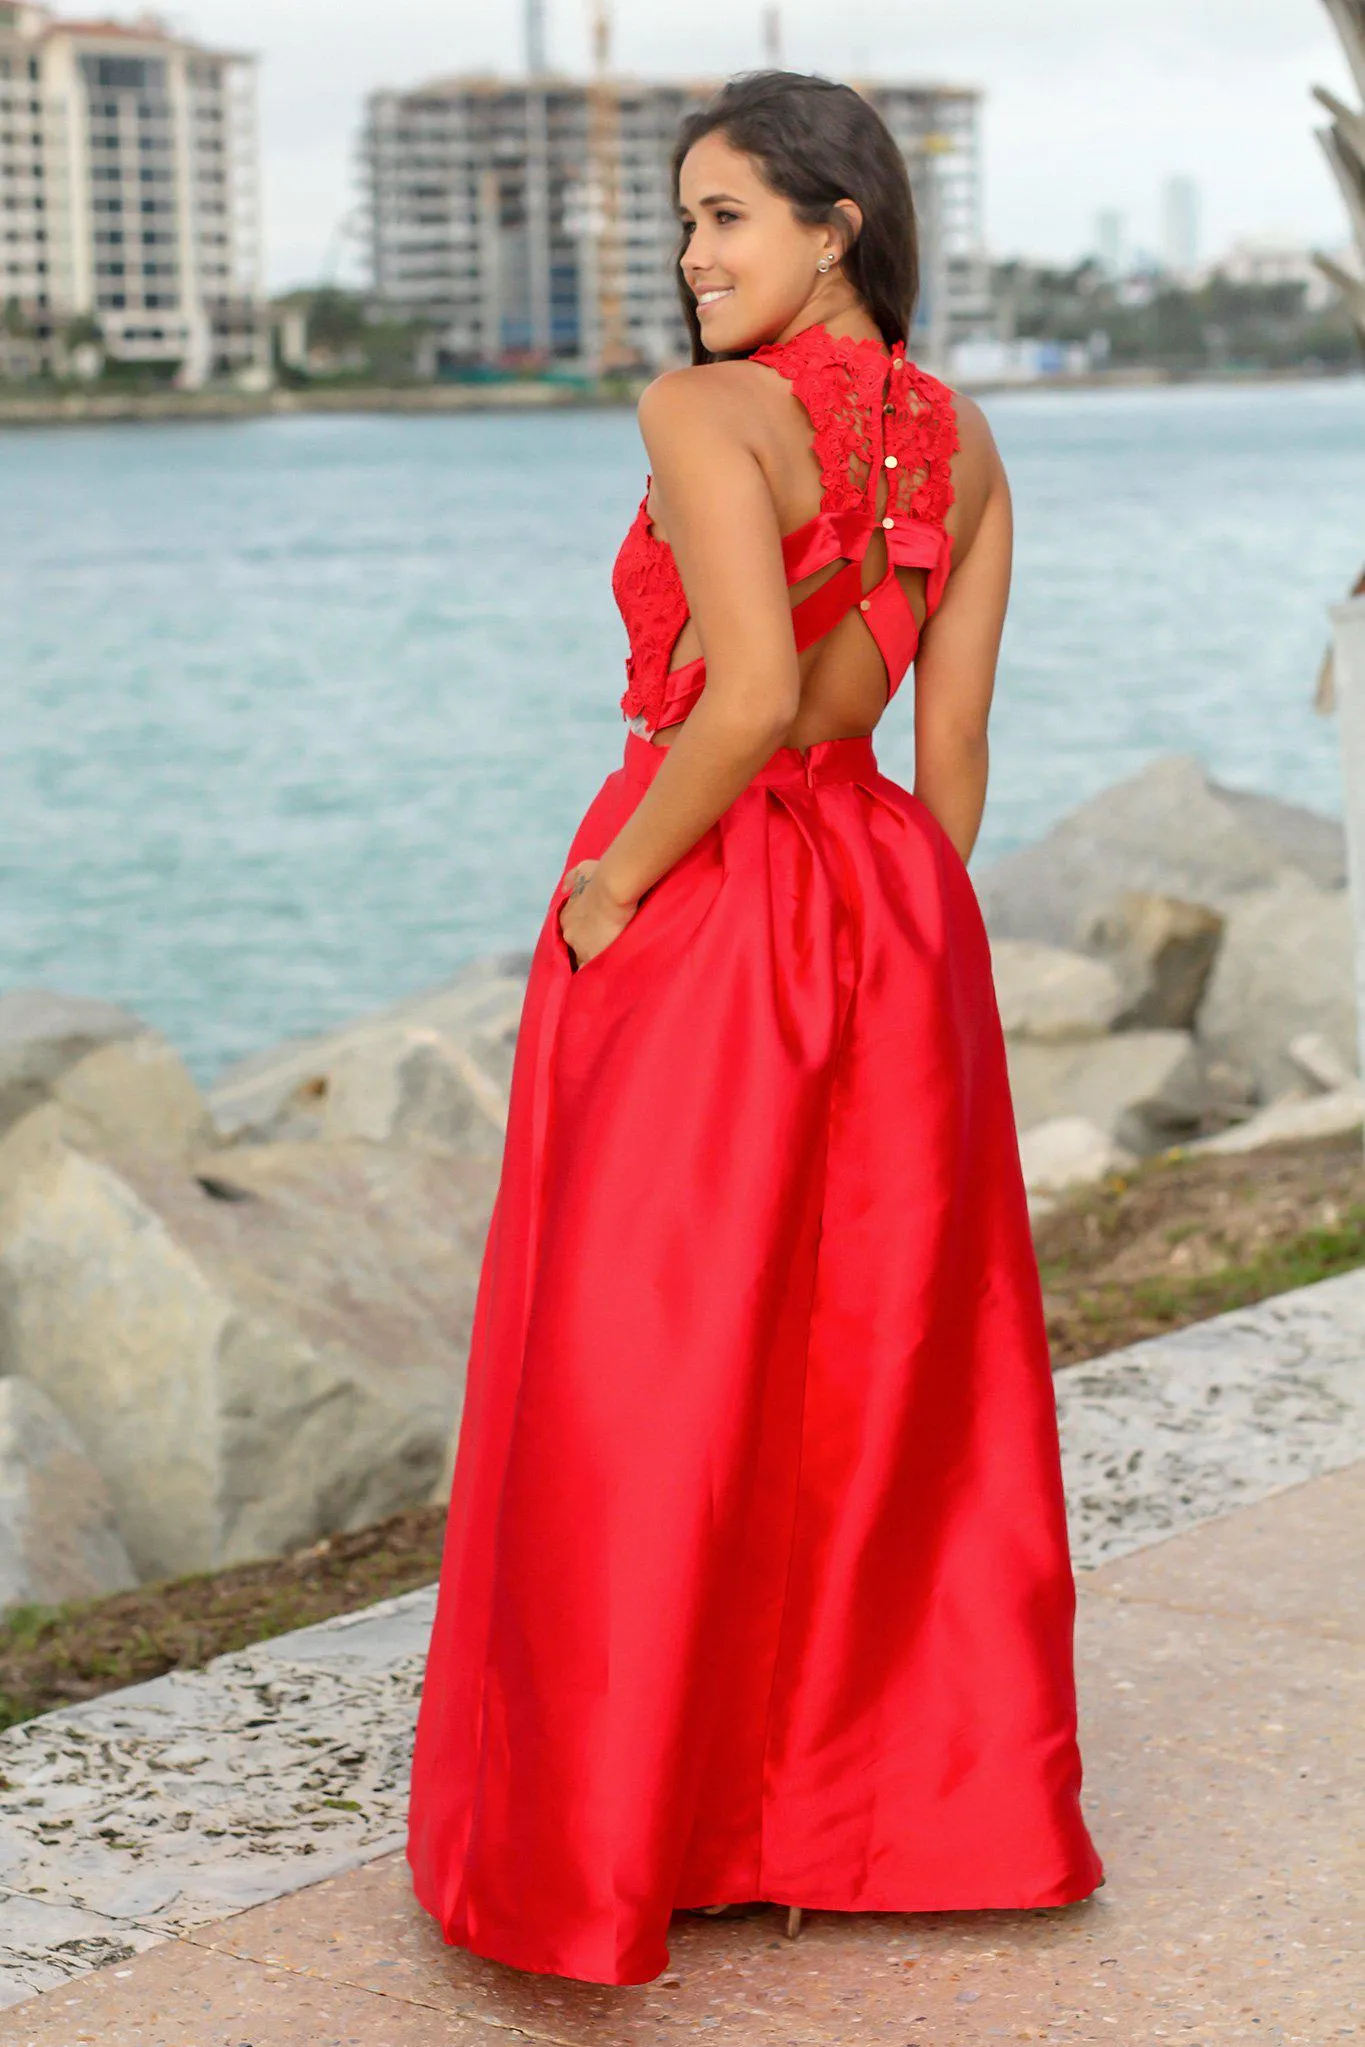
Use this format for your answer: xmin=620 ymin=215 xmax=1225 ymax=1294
xmin=3 ymin=377 xmax=1362 ymax=1085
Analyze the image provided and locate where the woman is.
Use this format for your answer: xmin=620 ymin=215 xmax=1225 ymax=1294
xmin=407 ymin=68 xmax=1105 ymax=1988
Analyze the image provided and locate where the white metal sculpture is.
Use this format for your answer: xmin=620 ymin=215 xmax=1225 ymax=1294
xmin=1311 ymin=2 xmax=1365 ymax=717
xmin=1315 ymin=5 xmax=1365 ymax=1140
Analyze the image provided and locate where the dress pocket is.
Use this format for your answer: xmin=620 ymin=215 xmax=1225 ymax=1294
xmin=550 ymin=878 xmax=638 ymax=980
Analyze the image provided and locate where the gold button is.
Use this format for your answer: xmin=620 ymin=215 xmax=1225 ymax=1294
xmin=859 ymin=598 xmax=871 ymax=612
xmin=884 ymin=454 xmax=898 ymax=469
xmin=882 ymin=516 xmax=894 ymax=529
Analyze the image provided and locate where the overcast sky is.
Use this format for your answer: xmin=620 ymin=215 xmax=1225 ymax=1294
xmin=166 ymin=0 xmax=1361 ymax=291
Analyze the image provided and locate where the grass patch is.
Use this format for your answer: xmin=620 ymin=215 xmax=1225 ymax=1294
xmin=0 ymin=1505 xmax=447 ymax=1734
xmin=1037 ymin=1126 xmax=1365 ymax=1365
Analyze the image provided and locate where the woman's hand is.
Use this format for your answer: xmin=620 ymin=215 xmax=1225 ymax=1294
xmin=558 ymin=860 xmax=638 ymax=969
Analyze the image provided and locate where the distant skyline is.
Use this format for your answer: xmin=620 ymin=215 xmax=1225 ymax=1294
xmin=157 ymin=0 xmax=1360 ymax=290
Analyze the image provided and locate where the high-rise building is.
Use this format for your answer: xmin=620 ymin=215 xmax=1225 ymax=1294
xmin=1161 ymin=175 xmax=1200 ymax=280
xmin=0 ymin=2 xmax=264 ymax=382
xmin=1093 ymin=208 xmax=1126 ymax=278
xmin=359 ymin=72 xmax=989 ymax=376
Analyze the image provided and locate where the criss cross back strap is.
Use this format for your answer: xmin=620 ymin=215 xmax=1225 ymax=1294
xmin=613 ymin=321 xmax=959 ymax=737
xmin=748 ymin=326 xmax=958 ymax=702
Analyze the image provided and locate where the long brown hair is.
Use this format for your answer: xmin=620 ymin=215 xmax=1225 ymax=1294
xmin=669 ymin=70 xmax=920 ymax=365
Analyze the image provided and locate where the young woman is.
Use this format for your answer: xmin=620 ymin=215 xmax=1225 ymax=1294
xmin=407 ymin=68 xmax=1105 ymax=1988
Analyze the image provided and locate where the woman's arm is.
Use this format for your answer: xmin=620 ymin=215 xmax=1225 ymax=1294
xmin=910 ymin=395 xmax=1013 ymax=867
xmin=572 ymin=367 xmax=801 ymax=933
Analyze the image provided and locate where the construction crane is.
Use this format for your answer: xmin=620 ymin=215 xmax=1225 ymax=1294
xmin=585 ymin=0 xmax=633 ymax=376
xmin=525 ymin=0 xmax=546 ymax=72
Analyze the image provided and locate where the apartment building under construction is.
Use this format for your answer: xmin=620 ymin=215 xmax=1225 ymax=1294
xmin=0 ymin=1 xmax=264 ymax=381
xmin=360 ymin=71 xmax=989 ymax=377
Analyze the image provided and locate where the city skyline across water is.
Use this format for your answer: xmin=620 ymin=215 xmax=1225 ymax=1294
xmin=172 ymin=0 xmax=1362 ymax=288
xmin=2 ymin=372 xmax=1361 ymax=1084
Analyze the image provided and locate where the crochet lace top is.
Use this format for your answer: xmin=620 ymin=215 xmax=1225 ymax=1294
xmin=610 ymin=318 xmax=960 ymax=739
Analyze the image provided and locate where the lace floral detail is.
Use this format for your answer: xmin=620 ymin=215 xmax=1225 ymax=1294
xmin=611 ymin=322 xmax=959 ymax=732
xmin=748 ymin=323 xmax=889 ymax=512
xmin=885 ymin=359 xmax=961 ymax=524
xmin=611 ymin=486 xmax=690 ymax=726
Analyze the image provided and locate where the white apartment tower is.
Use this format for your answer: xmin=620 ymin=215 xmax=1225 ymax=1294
xmin=0 ymin=2 xmax=263 ymax=380
xmin=360 ymin=73 xmax=989 ymax=375
xmin=1161 ymin=175 xmax=1201 ymax=281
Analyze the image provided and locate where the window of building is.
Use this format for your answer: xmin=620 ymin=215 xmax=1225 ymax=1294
xmin=80 ymin=56 xmax=167 ymax=92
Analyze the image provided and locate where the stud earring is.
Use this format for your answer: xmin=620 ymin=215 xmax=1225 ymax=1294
xmin=816 ymin=254 xmax=833 ymax=273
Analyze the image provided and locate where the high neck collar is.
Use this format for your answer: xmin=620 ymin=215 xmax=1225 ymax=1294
xmin=752 ymin=318 xmax=901 ymax=364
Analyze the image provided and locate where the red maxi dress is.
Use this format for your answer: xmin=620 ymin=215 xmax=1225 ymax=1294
xmin=407 ymin=318 xmax=1104 ymax=1986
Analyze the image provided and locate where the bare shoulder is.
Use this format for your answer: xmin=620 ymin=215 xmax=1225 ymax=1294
xmin=636 ymin=360 xmax=771 ymax=449
xmin=944 ymin=387 xmax=1004 ymax=480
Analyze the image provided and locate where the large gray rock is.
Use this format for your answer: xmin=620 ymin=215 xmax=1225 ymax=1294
xmin=0 ymin=990 xmax=214 ymax=1158
xmin=1018 ymin=1113 xmax=1137 ymax=1194
xmin=990 ymin=941 xmax=1123 ymax=1040
xmin=0 ymin=1105 xmax=497 ymax=1580
xmin=206 ymin=951 xmax=529 ymax=1150
xmin=1288 ymin=1031 xmax=1357 ymax=1093
xmin=1079 ymin=891 xmax=1226 ymax=1031
xmin=208 ymin=1022 xmax=510 ymax=1153
xmin=385 ymin=950 xmax=534 ymax=1095
xmin=976 ymin=755 xmax=1345 ymax=948
xmin=0 ymin=1377 xmax=138 ymax=1611
xmin=1184 ymin=1084 xmax=1364 ymax=1155
xmin=1195 ymin=873 xmax=1357 ymax=1101
xmin=1005 ymin=1029 xmax=1208 ymax=1155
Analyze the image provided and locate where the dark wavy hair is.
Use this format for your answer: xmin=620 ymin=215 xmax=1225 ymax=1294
xmin=668 ymin=70 xmax=920 ymax=366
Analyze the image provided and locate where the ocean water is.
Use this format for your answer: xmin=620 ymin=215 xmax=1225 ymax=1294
xmin=2 ymin=375 xmax=1362 ymax=1085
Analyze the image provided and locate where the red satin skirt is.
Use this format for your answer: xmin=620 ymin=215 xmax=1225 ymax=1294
xmin=406 ymin=726 xmax=1104 ymax=1986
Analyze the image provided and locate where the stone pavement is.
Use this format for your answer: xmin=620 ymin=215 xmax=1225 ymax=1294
xmin=0 ymin=1268 xmax=1362 ymax=2043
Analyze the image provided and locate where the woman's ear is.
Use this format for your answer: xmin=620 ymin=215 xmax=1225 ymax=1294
xmin=833 ymin=197 xmax=863 ymax=254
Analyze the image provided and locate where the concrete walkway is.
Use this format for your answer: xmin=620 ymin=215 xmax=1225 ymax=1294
xmin=1 ymin=1269 xmax=1362 ymax=2043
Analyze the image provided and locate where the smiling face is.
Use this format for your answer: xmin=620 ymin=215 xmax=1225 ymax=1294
xmin=676 ymin=129 xmax=863 ymax=355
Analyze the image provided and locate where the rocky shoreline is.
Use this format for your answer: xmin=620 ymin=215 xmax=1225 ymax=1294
xmin=0 ymin=750 xmax=1356 ymax=1620
xmin=0 ymin=362 xmax=1353 ymax=430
